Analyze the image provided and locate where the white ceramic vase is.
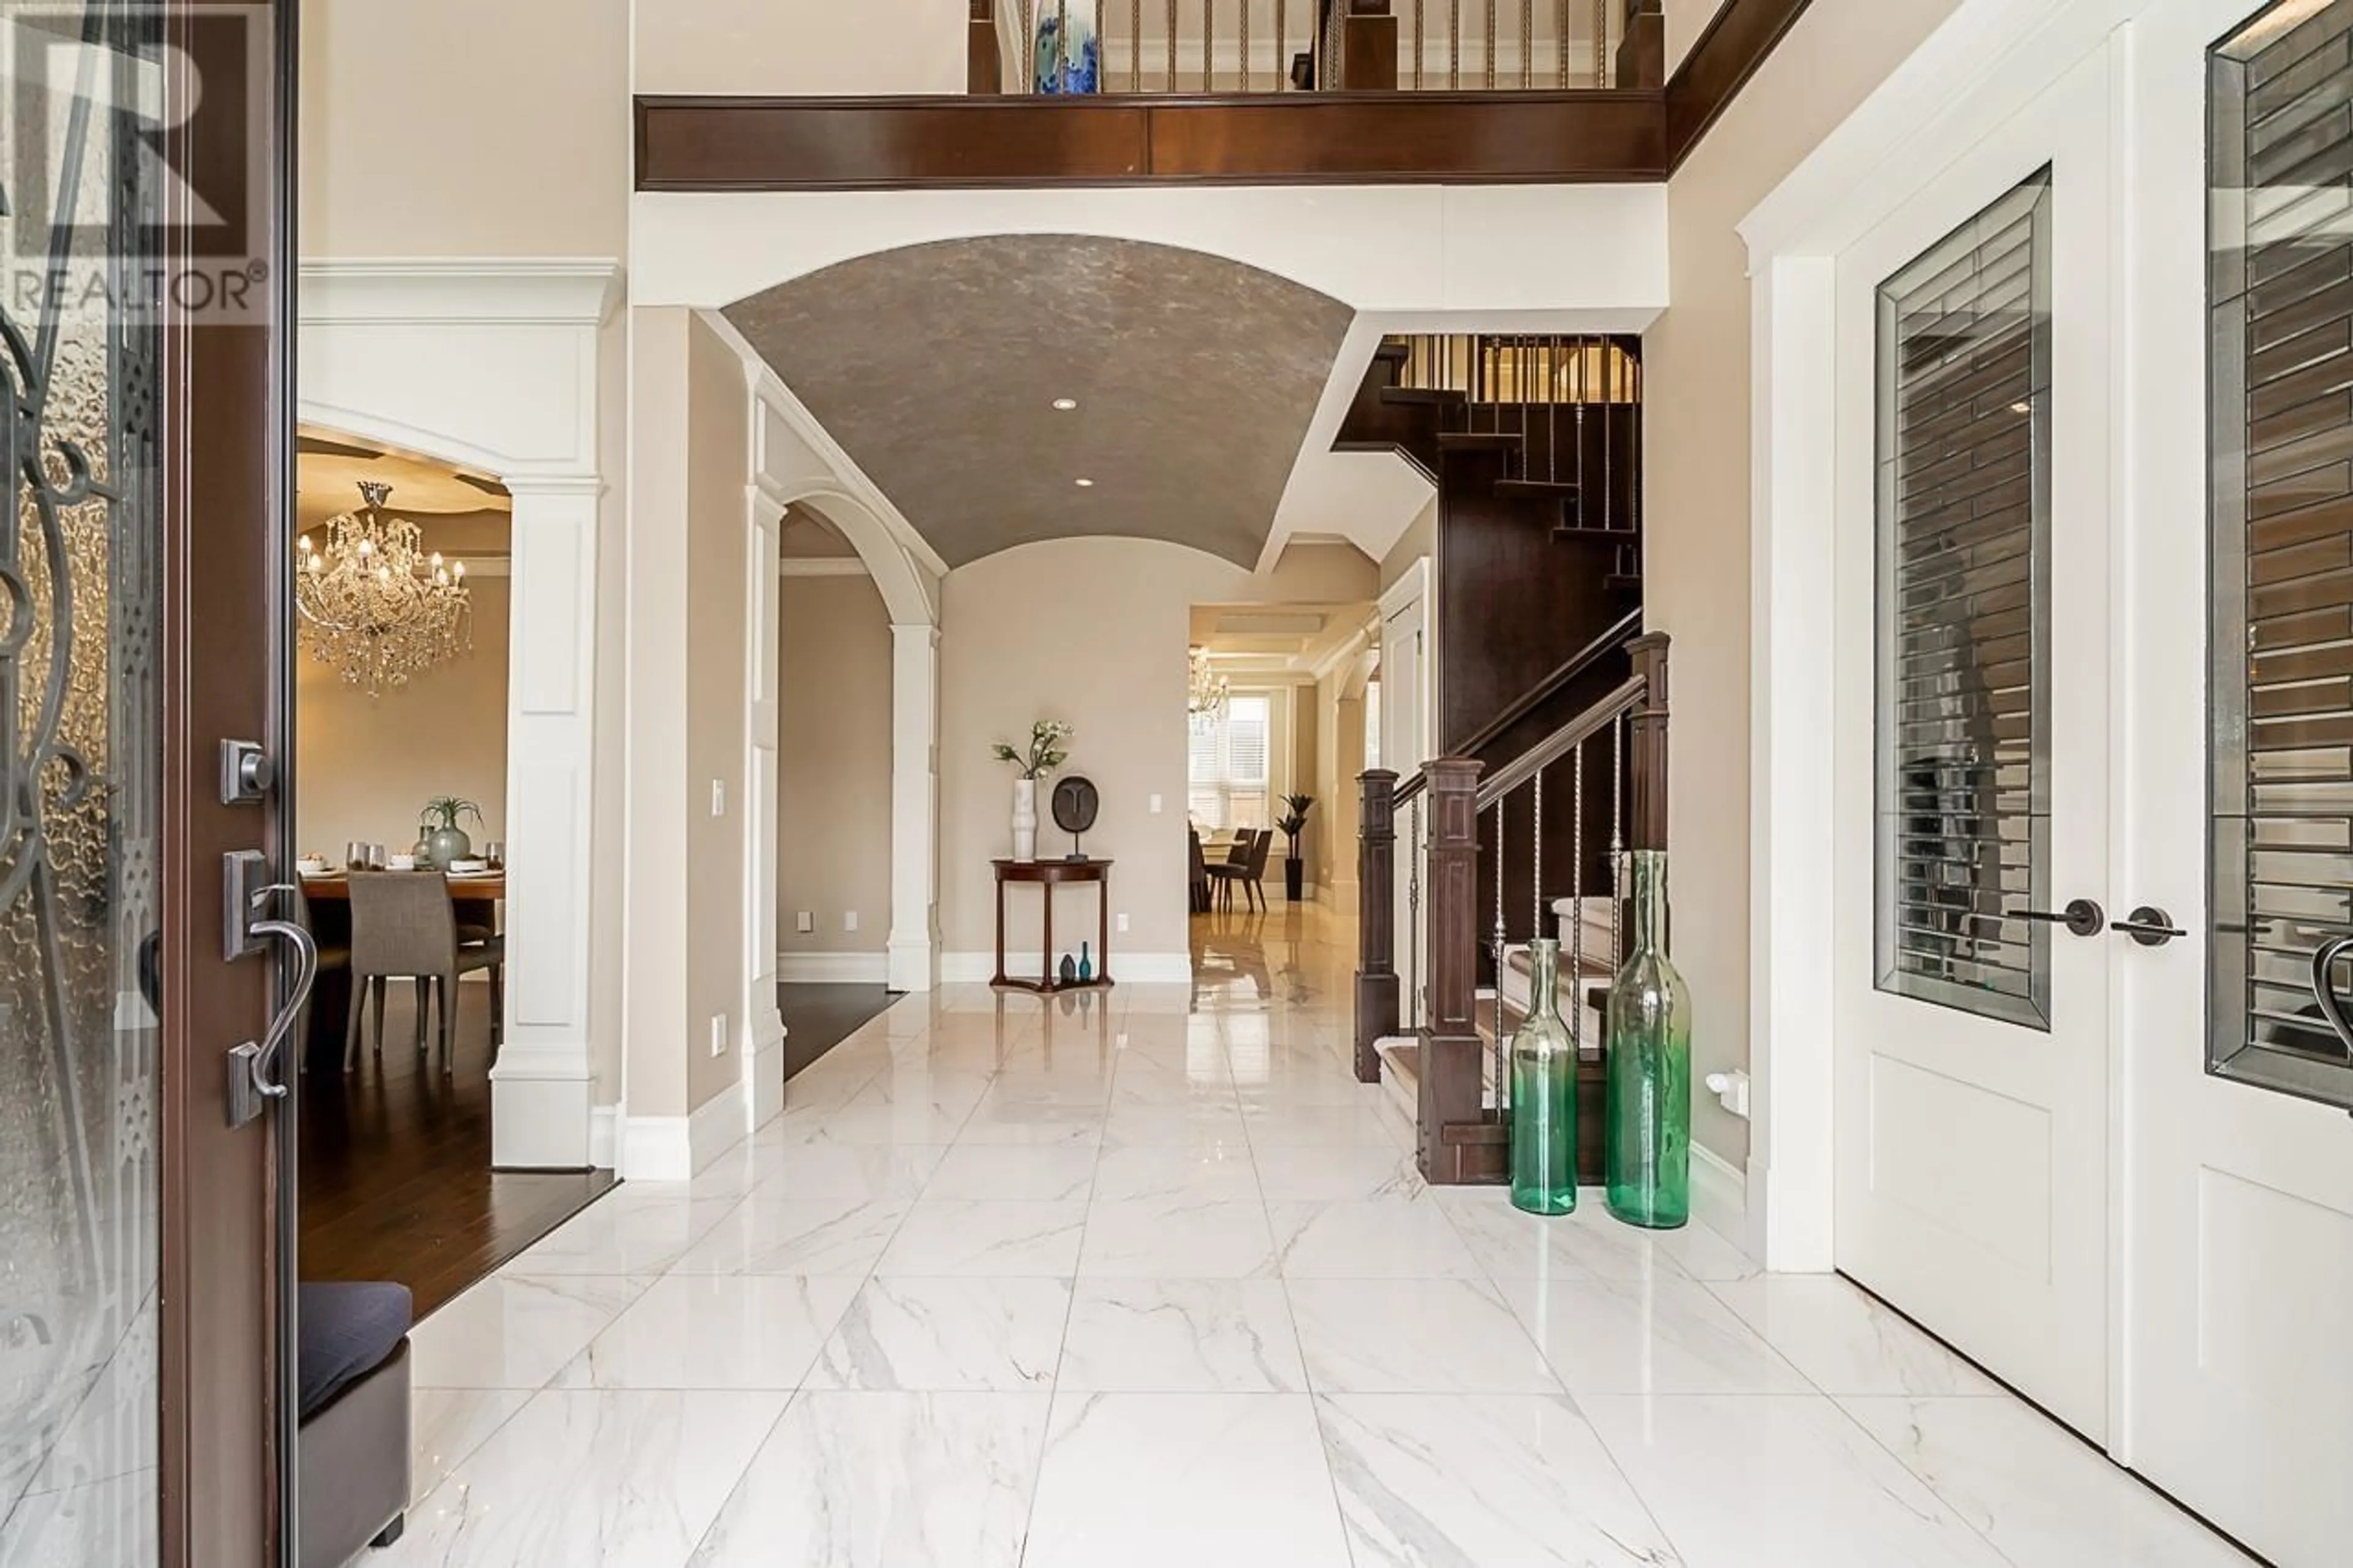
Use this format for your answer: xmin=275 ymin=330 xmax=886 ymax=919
xmin=1012 ymin=777 xmax=1039 ymax=862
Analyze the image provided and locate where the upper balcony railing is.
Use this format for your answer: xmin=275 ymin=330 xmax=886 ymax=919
xmin=972 ymin=1 xmax=1663 ymax=96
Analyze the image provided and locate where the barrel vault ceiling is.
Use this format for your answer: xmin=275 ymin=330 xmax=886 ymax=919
xmin=724 ymin=235 xmax=1355 ymax=570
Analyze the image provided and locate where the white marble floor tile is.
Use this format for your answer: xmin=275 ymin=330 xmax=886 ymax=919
xmin=669 ymin=1194 xmax=911 ymax=1277
xmin=408 ymin=1388 xmax=534 ymax=1506
xmin=1269 ymin=1197 xmax=1487 ymax=1279
xmin=1496 ymin=1274 xmax=1814 ymax=1395
xmin=1 ymin=1471 xmax=157 ymax=1568
xmin=1650 ymin=1218 xmax=1764 ymax=1282
xmin=1078 ymin=1197 xmax=1279 ymax=1279
xmin=1838 ymin=1397 xmax=2256 ymax=1567
xmin=1059 ymin=1279 xmax=1308 ymax=1393
xmin=497 ymin=1195 xmax=740 ymax=1276
xmin=1705 ymin=1276 xmax=2002 ymax=1396
xmin=1580 ymin=1393 xmax=2007 ymax=1568
xmin=409 ymin=1274 xmax=648 ymax=1390
xmin=1243 ymin=1103 xmax=1416 ymax=1147
xmin=378 ymin=1389 xmax=787 ymax=1568
xmin=874 ymin=1199 xmax=1088 ymax=1276
xmin=952 ymin=1096 xmax=1107 ymax=1146
xmin=1101 ymin=1099 xmax=1252 ymax=1146
xmin=745 ymin=1143 xmax=947 ymax=1202
xmin=805 ymin=1276 xmax=1070 ymax=1392
xmin=1023 ymin=1392 xmax=1354 ymax=1568
xmin=924 ymin=1142 xmax=1098 ymax=1201
xmin=1090 ymin=1141 xmax=1261 ymax=1203
xmin=553 ymin=1273 xmax=862 ymax=1390
xmin=1286 ymin=1278 xmax=1562 ymax=1393
xmin=770 ymin=1089 xmax=977 ymax=1147
xmin=688 ymin=1390 xmax=1050 ymax=1568
xmin=1252 ymin=1143 xmax=1425 ymax=1202
xmin=1317 ymin=1393 xmax=1682 ymax=1567
xmin=1434 ymin=1189 xmax=1689 ymax=1284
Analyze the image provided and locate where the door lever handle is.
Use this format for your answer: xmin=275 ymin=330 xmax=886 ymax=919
xmin=227 ymin=882 xmax=319 ymax=1130
xmin=2018 ymin=899 xmax=2106 ymax=937
xmin=2314 ymin=936 xmax=2353 ymax=1060
xmin=2111 ymin=906 xmax=2189 ymax=948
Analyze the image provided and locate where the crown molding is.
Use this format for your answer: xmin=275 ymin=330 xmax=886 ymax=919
xmin=298 ymin=258 xmax=624 ymax=326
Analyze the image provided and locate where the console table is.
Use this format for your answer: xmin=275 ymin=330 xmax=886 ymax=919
xmin=991 ymin=858 xmax=1114 ymax=993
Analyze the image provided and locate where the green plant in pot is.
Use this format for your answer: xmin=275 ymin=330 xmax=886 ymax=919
xmin=1278 ymin=793 xmax=1314 ymax=902
xmin=417 ymin=795 xmax=483 ymax=870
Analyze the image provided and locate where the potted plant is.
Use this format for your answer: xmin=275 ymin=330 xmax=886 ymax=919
xmin=1278 ymin=793 xmax=1314 ymax=902
xmin=992 ymin=721 xmax=1073 ymax=863
xmin=417 ymin=795 xmax=484 ymax=870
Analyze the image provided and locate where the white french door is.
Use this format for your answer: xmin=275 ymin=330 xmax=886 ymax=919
xmin=1830 ymin=47 xmax=2118 ymax=1441
xmin=2120 ymin=2 xmax=2353 ymax=1562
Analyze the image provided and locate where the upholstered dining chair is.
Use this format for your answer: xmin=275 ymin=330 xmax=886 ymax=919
xmin=1207 ymin=828 xmax=1276 ymax=912
xmin=344 ymin=873 xmax=505 ymax=1074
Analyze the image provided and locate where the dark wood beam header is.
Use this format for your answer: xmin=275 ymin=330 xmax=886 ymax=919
xmin=636 ymin=91 xmax=1667 ymax=191
xmin=632 ymin=0 xmax=1810 ymax=193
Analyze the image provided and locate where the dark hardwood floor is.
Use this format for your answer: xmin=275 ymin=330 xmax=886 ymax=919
xmin=779 ymin=983 xmax=898 ymax=1080
xmin=297 ymin=983 xmax=614 ymax=1319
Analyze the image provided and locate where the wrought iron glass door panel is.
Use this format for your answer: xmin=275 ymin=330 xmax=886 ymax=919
xmin=1 ymin=4 xmax=165 ymax=1562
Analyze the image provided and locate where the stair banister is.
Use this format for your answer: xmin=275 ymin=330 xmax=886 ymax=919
xmin=1627 ymin=630 xmax=1669 ymax=852
xmin=1417 ymin=758 xmax=1488 ymax=1182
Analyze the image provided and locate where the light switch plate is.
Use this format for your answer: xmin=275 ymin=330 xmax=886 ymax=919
xmin=796 ymin=911 xmax=814 ymax=934
xmin=844 ymin=911 xmax=858 ymax=933
xmin=710 ymin=779 xmax=726 ymax=817
xmin=1148 ymin=793 xmax=1162 ymax=814
xmin=1116 ymin=912 xmax=1131 ymax=934
xmin=710 ymin=1014 xmax=728 ymax=1058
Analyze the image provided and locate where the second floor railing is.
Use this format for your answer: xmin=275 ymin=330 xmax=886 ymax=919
xmin=974 ymin=1 xmax=1661 ymax=96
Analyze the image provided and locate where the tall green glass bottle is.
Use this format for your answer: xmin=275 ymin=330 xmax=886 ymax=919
xmin=1605 ymin=849 xmax=1691 ymax=1229
xmin=1509 ymin=937 xmax=1578 ymax=1215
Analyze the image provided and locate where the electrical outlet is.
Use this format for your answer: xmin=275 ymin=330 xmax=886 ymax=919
xmin=1149 ymin=793 xmax=1163 ymax=814
xmin=796 ymin=911 xmax=814 ymax=934
xmin=709 ymin=1013 xmax=729 ymax=1058
xmin=844 ymin=911 xmax=858 ymax=933
xmin=710 ymin=779 xmax=726 ymax=817
xmin=1116 ymin=912 xmax=1131 ymax=934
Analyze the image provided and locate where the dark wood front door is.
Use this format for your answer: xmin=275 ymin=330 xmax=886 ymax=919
xmin=0 ymin=4 xmax=295 ymax=1564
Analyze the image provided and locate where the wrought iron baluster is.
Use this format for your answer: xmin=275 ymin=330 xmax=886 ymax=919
xmin=1205 ymin=0 xmax=1216 ymax=88
xmin=1593 ymin=0 xmax=1606 ymax=86
xmin=1610 ymin=710 xmax=1626 ymax=979
xmin=1134 ymin=0 xmax=1144 ymax=89
xmin=1449 ymin=0 xmax=1461 ymax=87
xmin=1057 ymin=0 xmax=1070 ymax=85
xmin=1485 ymin=0 xmax=1497 ymax=88
xmin=1571 ymin=740 xmax=1585 ymax=1056
xmin=1521 ymin=0 xmax=1534 ymax=86
xmin=1558 ymin=0 xmax=1571 ymax=85
xmin=1167 ymin=0 xmax=1178 ymax=86
xmin=1241 ymin=0 xmax=1251 ymax=90
xmin=1533 ymin=765 xmax=1546 ymax=936
xmin=1414 ymin=0 xmax=1427 ymax=89
xmin=1276 ymin=0 xmax=1287 ymax=88
xmin=1491 ymin=800 xmax=1507 ymax=1110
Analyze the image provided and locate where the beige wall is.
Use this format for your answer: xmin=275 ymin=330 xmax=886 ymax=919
xmin=299 ymin=0 xmax=629 ymax=259
xmin=685 ymin=314 xmax=752 ymax=1115
xmin=1667 ymin=0 xmax=1733 ymax=72
xmin=295 ymin=577 xmax=510 ymax=858
xmin=1645 ymin=0 xmax=1960 ymax=1165
xmin=1379 ymin=497 xmax=1438 ymax=594
xmin=939 ymin=539 xmax=1377 ymax=967
xmin=637 ymin=0 xmax=966 ymax=95
xmin=779 ymin=575 xmax=895 ymax=957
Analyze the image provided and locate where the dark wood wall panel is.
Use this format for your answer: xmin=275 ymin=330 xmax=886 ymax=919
xmin=636 ymin=91 xmax=1666 ymax=191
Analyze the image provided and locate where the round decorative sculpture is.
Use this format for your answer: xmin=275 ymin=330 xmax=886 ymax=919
xmin=1052 ymin=776 xmax=1099 ymax=860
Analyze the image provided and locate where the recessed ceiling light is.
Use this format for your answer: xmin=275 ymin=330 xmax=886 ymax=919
xmin=1052 ymin=398 xmax=1079 ymax=411
xmin=1074 ymin=477 xmax=1096 ymax=488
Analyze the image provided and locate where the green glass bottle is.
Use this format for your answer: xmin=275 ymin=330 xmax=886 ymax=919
xmin=1509 ymin=937 xmax=1578 ymax=1216
xmin=1605 ymin=849 xmax=1692 ymax=1229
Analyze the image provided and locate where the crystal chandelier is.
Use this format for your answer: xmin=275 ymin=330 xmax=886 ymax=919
xmin=1188 ymin=645 xmax=1230 ymax=732
xmin=295 ymin=482 xmax=473 ymax=696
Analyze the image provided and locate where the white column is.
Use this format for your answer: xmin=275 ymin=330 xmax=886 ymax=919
xmin=744 ymin=493 xmax=787 ymax=1129
xmin=491 ymin=477 xmax=601 ymax=1168
xmin=888 ymin=623 xmax=941 ymax=993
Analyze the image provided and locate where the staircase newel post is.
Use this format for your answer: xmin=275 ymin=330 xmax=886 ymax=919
xmin=1355 ymin=769 xmax=1401 ymax=1084
xmin=1342 ymin=1 xmax=1399 ymax=91
xmin=1418 ymin=757 xmax=1487 ymax=1184
xmin=1627 ymin=632 xmax=1670 ymax=852
xmin=1618 ymin=1 xmax=1665 ymax=90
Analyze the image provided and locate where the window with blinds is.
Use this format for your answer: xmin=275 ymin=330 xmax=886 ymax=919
xmin=2211 ymin=0 xmax=2353 ymax=1110
xmin=1188 ymin=694 xmax=1272 ymax=830
xmin=1873 ymin=170 xmax=2055 ymax=1029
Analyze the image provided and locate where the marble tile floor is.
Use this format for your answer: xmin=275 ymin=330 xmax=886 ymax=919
xmin=374 ymin=904 xmax=2253 ymax=1568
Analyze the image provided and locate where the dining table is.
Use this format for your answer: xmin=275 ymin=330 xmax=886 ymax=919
xmin=300 ymin=869 xmax=506 ymax=1072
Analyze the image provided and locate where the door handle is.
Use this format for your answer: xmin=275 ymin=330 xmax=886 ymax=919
xmin=2111 ymin=906 xmax=2189 ymax=948
xmin=2314 ymin=936 xmax=2353 ymax=1059
xmin=2018 ymin=899 xmax=2106 ymax=937
xmin=226 ymin=881 xmax=319 ymax=1129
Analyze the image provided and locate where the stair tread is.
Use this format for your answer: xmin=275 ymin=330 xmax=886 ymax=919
xmin=1436 ymin=431 xmax=1526 ymax=450
xmin=1495 ymin=477 xmax=1580 ymax=499
xmin=1379 ymin=387 xmax=1466 ymax=406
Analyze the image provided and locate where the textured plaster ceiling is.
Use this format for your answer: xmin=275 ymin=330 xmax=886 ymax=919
xmin=726 ymin=236 xmax=1354 ymax=569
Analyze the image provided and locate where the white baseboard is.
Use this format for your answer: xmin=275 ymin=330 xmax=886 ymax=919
xmin=939 ymin=951 xmax=1194 ymax=985
xmin=1691 ymin=1141 xmax=1749 ymax=1244
xmin=622 ymin=1088 xmax=749 ymax=1182
xmin=588 ymin=1104 xmax=620 ymax=1170
xmin=776 ymin=951 xmax=890 ymax=984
